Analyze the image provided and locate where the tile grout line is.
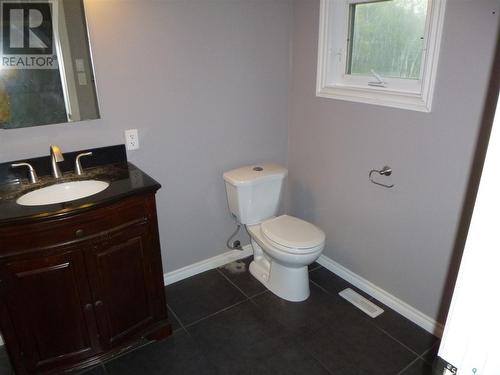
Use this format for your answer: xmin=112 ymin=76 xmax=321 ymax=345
xmin=418 ymin=354 xmax=433 ymax=367
xmin=293 ymin=340 xmax=339 ymax=375
xmin=308 ymin=279 xmax=363 ymax=305
xmin=215 ymin=268 xmax=252 ymax=300
xmin=248 ymin=289 xmax=270 ymax=300
xmin=309 ymin=279 xmax=374 ymax=323
xmin=307 ymin=352 xmax=338 ymax=375
xmin=309 ymin=264 xmax=323 ymax=272
xmin=418 ymin=341 xmax=439 ymax=366
xmin=309 ymin=273 xmax=374 ymax=301
xmin=302 ymin=344 xmax=340 ymax=375
xmin=167 ymin=303 xmax=220 ymax=370
xmin=309 ymin=279 xmax=334 ymax=294
xmin=167 ymin=304 xmax=189 ymax=335
xmin=183 ymin=299 xmax=249 ymax=330
xmin=371 ymin=319 xmax=439 ymax=360
xmin=365 ymin=306 xmax=438 ymax=358
xmin=394 ymin=356 xmax=422 ymax=375
xmin=372 ymin=325 xmax=421 ymax=357
xmin=215 ymin=266 xmax=269 ymax=308
xmin=215 ymin=265 xmax=272 ymax=307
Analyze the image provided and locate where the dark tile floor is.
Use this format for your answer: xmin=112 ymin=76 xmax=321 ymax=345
xmin=0 ymin=257 xmax=439 ymax=375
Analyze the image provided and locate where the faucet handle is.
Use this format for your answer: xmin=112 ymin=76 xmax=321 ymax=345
xmin=75 ymin=152 xmax=93 ymax=175
xmin=11 ymin=162 xmax=38 ymax=184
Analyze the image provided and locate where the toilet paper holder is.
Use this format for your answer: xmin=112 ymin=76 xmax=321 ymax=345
xmin=369 ymin=166 xmax=394 ymax=189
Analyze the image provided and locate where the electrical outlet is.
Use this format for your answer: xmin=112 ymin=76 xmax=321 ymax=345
xmin=125 ymin=129 xmax=140 ymax=150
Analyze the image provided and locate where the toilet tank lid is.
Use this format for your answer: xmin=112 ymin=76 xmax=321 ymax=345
xmin=223 ymin=163 xmax=288 ymax=186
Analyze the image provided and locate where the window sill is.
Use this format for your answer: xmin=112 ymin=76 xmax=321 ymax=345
xmin=316 ymin=84 xmax=432 ymax=112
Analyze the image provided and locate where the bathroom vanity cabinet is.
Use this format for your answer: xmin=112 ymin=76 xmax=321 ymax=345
xmin=0 ymin=192 xmax=171 ymax=374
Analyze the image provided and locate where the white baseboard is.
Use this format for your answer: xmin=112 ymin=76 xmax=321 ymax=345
xmin=163 ymin=245 xmax=253 ymax=286
xmin=316 ymin=254 xmax=444 ymax=337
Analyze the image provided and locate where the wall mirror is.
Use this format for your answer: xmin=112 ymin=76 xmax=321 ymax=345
xmin=0 ymin=0 xmax=99 ymax=129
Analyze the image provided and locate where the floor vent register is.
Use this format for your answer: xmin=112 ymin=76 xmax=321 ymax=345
xmin=339 ymin=288 xmax=384 ymax=318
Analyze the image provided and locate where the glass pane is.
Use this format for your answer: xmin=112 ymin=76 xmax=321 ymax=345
xmin=0 ymin=0 xmax=100 ymax=129
xmin=348 ymin=0 xmax=428 ymax=80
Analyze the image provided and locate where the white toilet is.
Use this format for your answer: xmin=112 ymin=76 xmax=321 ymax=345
xmin=223 ymin=163 xmax=325 ymax=302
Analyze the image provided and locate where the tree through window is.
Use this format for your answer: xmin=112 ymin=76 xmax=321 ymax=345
xmin=347 ymin=0 xmax=428 ymax=80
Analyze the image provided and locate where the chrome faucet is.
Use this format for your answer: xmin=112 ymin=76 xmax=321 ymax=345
xmin=50 ymin=144 xmax=64 ymax=179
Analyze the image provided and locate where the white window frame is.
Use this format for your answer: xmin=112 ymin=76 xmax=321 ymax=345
xmin=316 ymin=0 xmax=447 ymax=112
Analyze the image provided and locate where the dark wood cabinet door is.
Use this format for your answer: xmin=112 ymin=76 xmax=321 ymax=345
xmin=85 ymin=221 xmax=157 ymax=348
xmin=0 ymin=248 xmax=101 ymax=374
xmin=0 ymin=193 xmax=170 ymax=374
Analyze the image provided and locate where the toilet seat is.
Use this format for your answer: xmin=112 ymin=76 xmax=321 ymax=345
xmin=261 ymin=215 xmax=325 ymax=253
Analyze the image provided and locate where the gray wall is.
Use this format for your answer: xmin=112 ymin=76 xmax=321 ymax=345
xmin=0 ymin=0 xmax=290 ymax=272
xmin=287 ymin=0 xmax=499 ymax=321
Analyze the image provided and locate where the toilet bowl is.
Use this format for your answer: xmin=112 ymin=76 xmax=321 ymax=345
xmin=246 ymin=215 xmax=325 ymax=301
xmin=223 ymin=163 xmax=326 ymax=302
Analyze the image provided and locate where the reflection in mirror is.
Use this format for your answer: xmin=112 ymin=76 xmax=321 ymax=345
xmin=0 ymin=0 xmax=100 ymax=129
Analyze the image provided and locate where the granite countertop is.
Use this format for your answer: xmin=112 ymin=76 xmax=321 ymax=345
xmin=0 ymin=147 xmax=161 ymax=225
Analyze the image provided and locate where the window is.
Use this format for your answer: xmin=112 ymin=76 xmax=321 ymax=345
xmin=316 ymin=0 xmax=447 ymax=112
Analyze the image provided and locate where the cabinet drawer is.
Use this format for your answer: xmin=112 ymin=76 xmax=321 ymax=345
xmin=0 ymin=193 xmax=155 ymax=256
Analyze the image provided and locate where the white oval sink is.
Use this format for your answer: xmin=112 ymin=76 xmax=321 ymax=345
xmin=17 ymin=180 xmax=110 ymax=206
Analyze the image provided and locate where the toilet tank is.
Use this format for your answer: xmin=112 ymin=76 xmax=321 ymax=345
xmin=223 ymin=163 xmax=288 ymax=225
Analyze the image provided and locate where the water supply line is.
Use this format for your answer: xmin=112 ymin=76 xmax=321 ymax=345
xmin=226 ymin=219 xmax=243 ymax=250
